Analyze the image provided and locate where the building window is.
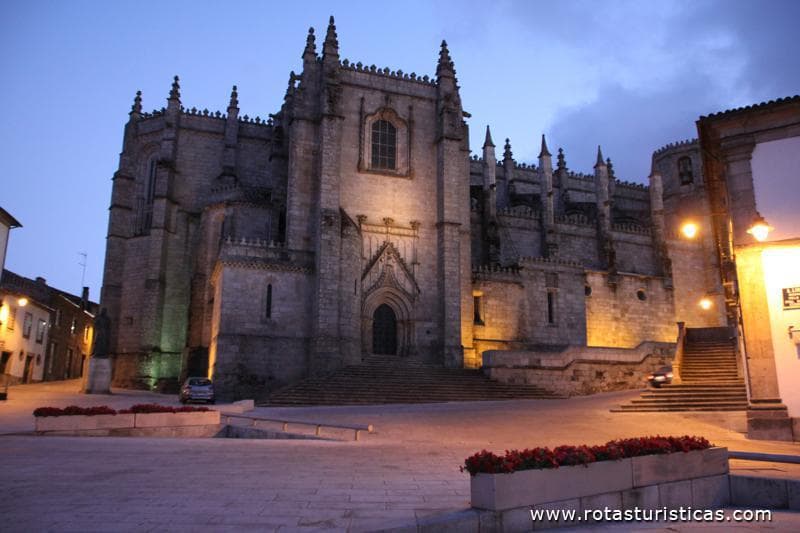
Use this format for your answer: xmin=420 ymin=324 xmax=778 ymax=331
xmin=547 ymin=292 xmax=556 ymax=325
xmin=55 ymin=308 xmax=61 ymax=327
xmin=678 ymin=156 xmax=693 ymax=185
xmin=473 ymin=295 xmax=484 ymax=325
xmin=584 ymin=285 xmax=592 ymax=297
xmin=371 ymin=120 xmax=397 ymax=170
xmin=48 ymin=342 xmax=57 ymax=375
xmin=7 ymin=308 xmax=16 ymax=330
xmin=22 ymin=312 xmax=33 ymax=338
xmin=70 ymin=317 xmax=77 ymax=335
xmin=637 ymin=289 xmax=647 ymax=301
xmin=265 ymin=284 xmax=272 ymax=319
xmin=145 ymin=158 xmax=157 ymax=204
xmin=36 ymin=319 xmax=47 ymax=344
xmin=84 ymin=325 xmax=90 ymax=343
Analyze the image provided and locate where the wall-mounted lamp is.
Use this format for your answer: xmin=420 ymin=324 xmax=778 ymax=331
xmin=699 ymin=297 xmax=713 ymax=310
xmin=747 ymin=213 xmax=773 ymax=242
xmin=0 ymin=301 xmax=7 ymax=324
xmin=681 ymin=221 xmax=699 ymax=239
xmin=18 ymin=297 xmax=28 ymax=307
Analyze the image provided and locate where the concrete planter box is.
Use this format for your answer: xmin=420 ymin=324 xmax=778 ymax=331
xmin=471 ymin=448 xmax=728 ymax=512
xmin=35 ymin=414 xmax=135 ymax=432
xmin=134 ymin=411 xmax=220 ymax=428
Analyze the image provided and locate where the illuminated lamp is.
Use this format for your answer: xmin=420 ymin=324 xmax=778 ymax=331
xmin=746 ymin=213 xmax=773 ymax=242
xmin=18 ymin=297 xmax=28 ymax=307
xmin=680 ymin=221 xmax=699 ymax=239
xmin=698 ymin=297 xmax=713 ymax=311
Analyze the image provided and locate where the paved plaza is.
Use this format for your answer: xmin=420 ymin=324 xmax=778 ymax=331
xmin=1 ymin=381 xmax=800 ymax=531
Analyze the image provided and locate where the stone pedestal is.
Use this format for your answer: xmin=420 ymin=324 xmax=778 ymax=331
xmin=83 ymin=358 xmax=112 ymax=394
xmin=747 ymin=399 xmax=793 ymax=441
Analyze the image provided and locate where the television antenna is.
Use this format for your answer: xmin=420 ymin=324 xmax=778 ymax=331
xmin=78 ymin=252 xmax=87 ymax=289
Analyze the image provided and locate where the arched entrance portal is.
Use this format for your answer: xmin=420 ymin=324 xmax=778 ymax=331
xmin=372 ymin=304 xmax=398 ymax=355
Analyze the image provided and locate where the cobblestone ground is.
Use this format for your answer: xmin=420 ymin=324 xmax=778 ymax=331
xmin=1 ymin=380 xmax=799 ymax=531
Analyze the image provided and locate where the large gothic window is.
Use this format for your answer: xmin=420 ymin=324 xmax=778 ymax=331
xmin=371 ymin=120 xmax=397 ymax=170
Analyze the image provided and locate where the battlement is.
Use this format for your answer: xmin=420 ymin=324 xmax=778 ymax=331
xmin=653 ymin=138 xmax=698 ymax=156
xmin=498 ymin=206 xmax=539 ymax=219
xmin=339 ymin=58 xmax=436 ymax=87
xmin=519 ymin=256 xmax=582 ymax=268
xmin=612 ymin=222 xmax=651 ymax=236
xmin=555 ymin=213 xmax=593 ymax=227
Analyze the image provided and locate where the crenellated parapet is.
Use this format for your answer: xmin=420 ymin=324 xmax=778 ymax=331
xmin=612 ymin=222 xmax=652 ymax=235
xmin=498 ymin=206 xmax=539 ymax=219
xmin=653 ymin=138 xmax=698 ymax=156
xmin=339 ymin=58 xmax=436 ymax=86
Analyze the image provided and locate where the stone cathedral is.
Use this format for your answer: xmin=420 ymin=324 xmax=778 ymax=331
xmin=100 ymin=18 xmax=724 ymax=396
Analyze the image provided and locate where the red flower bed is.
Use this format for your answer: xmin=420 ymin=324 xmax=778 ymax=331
xmin=33 ymin=404 xmax=210 ymax=417
xmin=33 ymin=405 xmax=118 ymax=417
xmin=462 ymin=435 xmax=712 ymax=476
xmin=118 ymin=403 xmax=210 ymax=414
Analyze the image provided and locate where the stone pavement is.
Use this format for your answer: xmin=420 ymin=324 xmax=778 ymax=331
xmin=1 ymin=380 xmax=799 ymax=531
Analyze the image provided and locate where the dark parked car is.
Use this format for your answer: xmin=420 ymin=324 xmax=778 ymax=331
xmin=646 ymin=366 xmax=673 ymax=388
xmin=179 ymin=377 xmax=215 ymax=404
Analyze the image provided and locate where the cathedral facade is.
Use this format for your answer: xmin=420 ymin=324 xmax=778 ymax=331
xmin=100 ymin=18 xmax=724 ymax=396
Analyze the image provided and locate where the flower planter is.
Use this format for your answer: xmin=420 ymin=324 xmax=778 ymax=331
xmin=134 ymin=411 xmax=220 ymax=428
xmin=35 ymin=413 xmax=135 ymax=432
xmin=470 ymin=447 xmax=728 ymax=511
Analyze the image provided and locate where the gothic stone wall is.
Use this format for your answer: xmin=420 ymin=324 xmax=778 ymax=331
xmin=585 ymin=271 xmax=677 ymax=348
xmin=210 ymin=264 xmax=313 ymax=398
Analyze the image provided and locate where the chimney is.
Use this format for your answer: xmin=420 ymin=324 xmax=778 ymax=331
xmin=36 ymin=277 xmax=47 ymax=285
xmin=81 ymin=286 xmax=89 ymax=310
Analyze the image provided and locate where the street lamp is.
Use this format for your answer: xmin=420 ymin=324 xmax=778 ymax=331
xmin=681 ymin=221 xmax=699 ymax=239
xmin=746 ymin=213 xmax=773 ymax=242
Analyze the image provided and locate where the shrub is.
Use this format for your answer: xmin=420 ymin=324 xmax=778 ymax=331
xmin=461 ymin=435 xmax=713 ymax=476
xmin=34 ymin=404 xmax=210 ymax=417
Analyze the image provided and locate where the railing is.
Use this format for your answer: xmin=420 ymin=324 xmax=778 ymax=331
xmin=221 ymin=413 xmax=374 ymax=441
xmin=672 ymin=321 xmax=687 ymax=384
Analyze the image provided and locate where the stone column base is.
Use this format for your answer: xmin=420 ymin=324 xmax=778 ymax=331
xmin=747 ymin=399 xmax=793 ymax=441
xmin=83 ymin=358 xmax=112 ymax=394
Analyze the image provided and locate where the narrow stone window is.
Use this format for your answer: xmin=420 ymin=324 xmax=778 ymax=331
xmin=678 ymin=156 xmax=693 ymax=185
xmin=266 ymin=284 xmax=273 ymax=319
xmin=547 ymin=291 xmax=556 ymax=325
xmin=371 ymin=120 xmax=396 ymax=170
xmin=145 ymin=158 xmax=157 ymax=203
xmin=473 ymin=295 xmax=484 ymax=325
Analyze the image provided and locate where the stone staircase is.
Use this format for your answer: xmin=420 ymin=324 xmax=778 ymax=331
xmin=264 ymin=355 xmax=561 ymax=406
xmin=613 ymin=328 xmax=748 ymax=412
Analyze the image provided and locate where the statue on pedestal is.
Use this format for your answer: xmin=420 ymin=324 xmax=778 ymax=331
xmin=84 ymin=308 xmax=113 ymax=394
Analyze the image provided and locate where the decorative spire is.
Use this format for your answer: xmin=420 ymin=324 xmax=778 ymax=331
xmin=538 ymin=134 xmax=551 ymax=158
xmin=557 ymin=148 xmax=566 ymax=171
xmin=606 ymin=158 xmax=615 ymax=179
xmin=503 ymin=138 xmax=513 ymax=160
xmin=131 ymin=90 xmax=142 ymax=115
xmin=169 ymin=75 xmax=180 ymax=102
xmin=323 ymin=15 xmax=339 ymax=59
xmin=483 ymin=125 xmax=495 ymax=148
xmin=228 ymin=85 xmax=238 ymax=110
xmin=304 ymin=27 xmax=316 ymax=59
xmin=436 ymin=40 xmax=455 ymax=78
xmin=595 ymin=145 xmax=605 ymax=168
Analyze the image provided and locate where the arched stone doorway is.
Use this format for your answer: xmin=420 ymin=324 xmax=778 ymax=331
xmin=372 ymin=304 xmax=397 ymax=355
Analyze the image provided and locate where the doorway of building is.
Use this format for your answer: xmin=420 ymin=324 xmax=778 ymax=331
xmin=372 ymin=304 xmax=397 ymax=355
xmin=23 ymin=354 xmax=34 ymax=383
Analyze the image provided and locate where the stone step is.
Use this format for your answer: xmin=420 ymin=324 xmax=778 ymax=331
xmin=610 ymin=406 xmax=746 ymax=412
xmin=266 ymin=363 xmax=561 ymax=406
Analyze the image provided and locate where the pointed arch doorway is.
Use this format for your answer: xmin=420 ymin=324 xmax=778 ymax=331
xmin=372 ymin=304 xmax=398 ymax=355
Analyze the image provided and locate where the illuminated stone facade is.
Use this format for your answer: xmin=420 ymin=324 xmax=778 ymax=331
xmin=100 ymin=18 xmax=724 ymax=396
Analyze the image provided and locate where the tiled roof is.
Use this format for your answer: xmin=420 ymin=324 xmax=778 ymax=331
xmin=699 ymin=95 xmax=800 ymax=120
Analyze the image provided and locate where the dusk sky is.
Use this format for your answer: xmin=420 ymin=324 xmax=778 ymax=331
xmin=1 ymin=0 xmax=798 ymax=298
